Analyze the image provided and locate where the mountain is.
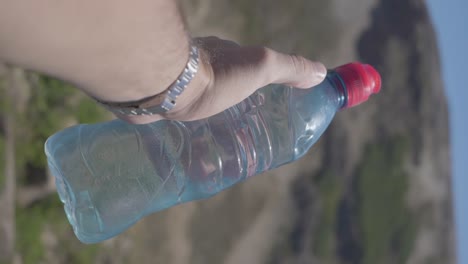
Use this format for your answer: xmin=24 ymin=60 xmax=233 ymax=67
xmin=0 ymin=0 xmax=455 ymax=263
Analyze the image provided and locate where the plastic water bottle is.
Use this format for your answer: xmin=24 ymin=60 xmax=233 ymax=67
xmin=45 ymin=62 xmax=381 ymax=243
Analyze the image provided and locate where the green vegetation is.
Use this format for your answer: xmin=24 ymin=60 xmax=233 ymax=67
xmin=76 ymin=99 xmax=108 ymax=124
xmin=312 ymin=171 xmax=343 ymax=263
xmin=0 ymin=78 xmax=6 ymax=190
xmin=16 ymin=194 xmax=99 ymax=264
xmin=0 ymin=68 xmax=107 ymax=263
xmin=266 ymin=170 xmax=343 ymax=264
xmin=0 ymin=137 xmax=4 ymax=190
xmin=232 ymin=0 xmax=264 ymax=44
xmin=356 ymin=137 xmax=417 ymax=264
xmin=307 ymin=137 xmax=416 ymax=264
xmin=10 ymin=74 xmax=106 ymax=263
xmin=15 ymin=74 xmax=107 ymax=183
xmin=16 ymin=195 xmax=62 ymax=264
xmin=233 ymin=0 xmax=340 ymax=60
xmin=14 ymin=74 xmax=75 ymax=179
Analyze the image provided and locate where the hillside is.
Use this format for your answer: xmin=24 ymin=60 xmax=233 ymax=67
xmin=0 ymin=0 xmax=455 ymax=263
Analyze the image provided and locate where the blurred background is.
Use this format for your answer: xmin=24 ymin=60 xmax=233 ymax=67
xmin=0 ymin=0 xmax=462 ymax=263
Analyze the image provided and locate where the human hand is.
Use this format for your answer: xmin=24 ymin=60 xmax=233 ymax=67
xmin=0 ymin=0 xmax=326 ymax=125
xmin=120 ymin=36 xmax=327 ymax=124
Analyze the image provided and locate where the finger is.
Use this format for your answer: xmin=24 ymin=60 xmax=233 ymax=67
xmin=266 ymin=49 xmax=327 ymax=88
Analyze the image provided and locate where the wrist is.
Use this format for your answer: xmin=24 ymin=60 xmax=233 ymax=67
xmin=80 ymin=39 xmax=191 ymax=103
xmin=164 ymin=47 xmax=212 ymax=119
xmin=112 ymin=44 xmax=213 ymax=124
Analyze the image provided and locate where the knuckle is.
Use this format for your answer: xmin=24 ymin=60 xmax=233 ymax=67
xmin=253 ymin=46 xmax=276 ymax=82
xmin=259 ymin=47 xmax=275 ymax=65
xmin=245 ymin=46 xmax=271 ymax=64
xmin=288 ymin=54 xmax=308 ymax=75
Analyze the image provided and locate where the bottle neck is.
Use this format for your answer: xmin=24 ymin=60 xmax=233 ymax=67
xmin=326 ymin=71 xmax=348 ymax=110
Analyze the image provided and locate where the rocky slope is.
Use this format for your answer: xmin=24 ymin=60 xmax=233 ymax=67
xmin=96 ymin=0 xmax=454 ymax=263
xmin=0 ymin=0 xmax=455 ymax=263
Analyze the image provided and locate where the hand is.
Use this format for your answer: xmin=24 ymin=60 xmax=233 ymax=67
xmin=120 ymin=36 xmax=327 ymax=124
xmin=0 ymin=0 xmax=326 ymax=125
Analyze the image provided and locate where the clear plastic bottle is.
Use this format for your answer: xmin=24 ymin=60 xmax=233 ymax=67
xmin=45 ymin=62 xmax=381 ymax=243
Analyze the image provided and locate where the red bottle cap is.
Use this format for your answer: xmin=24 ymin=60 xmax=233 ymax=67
xmin=334 ymin=62 xmax=381 ymax=108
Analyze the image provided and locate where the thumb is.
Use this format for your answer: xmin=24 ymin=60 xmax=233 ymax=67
xmin=268 ymin=50 xmax=327 ymax=88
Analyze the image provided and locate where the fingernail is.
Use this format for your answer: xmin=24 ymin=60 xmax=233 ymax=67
xmin=315 ymin=62 xmax=327 ymax=80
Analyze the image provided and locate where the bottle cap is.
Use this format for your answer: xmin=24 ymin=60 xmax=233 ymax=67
xmin=335 ymin=62 xmax=381 ymax=108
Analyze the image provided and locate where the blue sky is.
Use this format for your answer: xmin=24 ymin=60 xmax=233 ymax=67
xmin=426 ymin=1 xmax=468 ymax=263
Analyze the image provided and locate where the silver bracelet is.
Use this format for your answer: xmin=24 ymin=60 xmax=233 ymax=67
xmin=95 ymin=43 xmax=200 ymax=116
